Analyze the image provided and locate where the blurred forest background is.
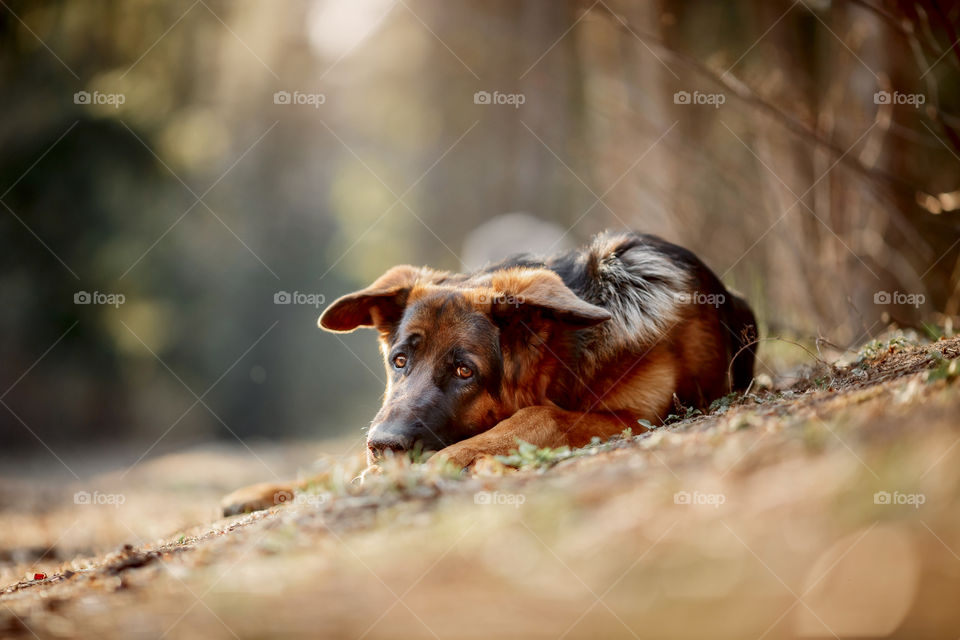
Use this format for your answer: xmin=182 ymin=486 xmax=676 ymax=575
xmin=1 ymin=0 xmax=958 ymax=469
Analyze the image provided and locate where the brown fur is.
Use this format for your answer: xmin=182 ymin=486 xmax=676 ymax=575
xmin=222 ymin=232 xmax=756 ymax=513
xmin=316 ymin=240 xmax=754 ymax=468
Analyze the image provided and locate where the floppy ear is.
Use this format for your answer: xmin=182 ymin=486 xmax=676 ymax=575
xmin=488 ymin=268 xmax=611 ymax=327
xmin=318 ymin=266 xmax=424 ymax=333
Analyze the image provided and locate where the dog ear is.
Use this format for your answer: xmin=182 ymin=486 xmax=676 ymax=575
xmin=319 ymin=265 xmax=424 ymax=333
xmin=487 ymin=268 xmax=611 ymax=327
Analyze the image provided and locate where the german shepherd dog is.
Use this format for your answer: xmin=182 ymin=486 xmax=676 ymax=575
xmin=319 ymin=230 xmax=756 ymax=469
xmin=221 ymin=231 xmax=756 ymax=514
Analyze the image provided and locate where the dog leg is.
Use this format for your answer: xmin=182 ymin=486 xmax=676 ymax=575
xmin=433 ymin=405 xmax=645 ymax=469
xmin=220 ymin=466 xmax=385 ymax=516
xmin=220 ymin=481 xmax=301 ymax=516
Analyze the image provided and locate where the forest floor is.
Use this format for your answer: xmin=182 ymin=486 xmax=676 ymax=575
xmin=2 ymin=333 xmax=960 ymax=639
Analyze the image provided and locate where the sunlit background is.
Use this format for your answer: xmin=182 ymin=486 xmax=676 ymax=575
xmin=1 ymin=0 xmax=958 ymax=473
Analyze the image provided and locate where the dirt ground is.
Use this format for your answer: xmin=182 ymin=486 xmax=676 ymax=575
xmin=2 ymin=334 xmax=960 ymax=639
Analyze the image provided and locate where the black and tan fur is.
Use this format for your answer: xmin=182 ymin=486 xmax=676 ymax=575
xmin=221 ymin=231 xmax=755 ymax=514
xmin=321 ymin=231 xmax=756 ymax=469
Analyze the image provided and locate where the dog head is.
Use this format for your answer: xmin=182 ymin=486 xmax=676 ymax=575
xmin=318 ymin=265 xmax=611 ymax=462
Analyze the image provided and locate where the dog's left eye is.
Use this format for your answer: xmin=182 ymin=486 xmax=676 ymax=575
xmin=455 ymin=365 xmax=473 ymax=379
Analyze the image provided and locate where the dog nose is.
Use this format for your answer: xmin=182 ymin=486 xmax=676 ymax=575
xmin=367 ymin=426 xmax=413 ymax=459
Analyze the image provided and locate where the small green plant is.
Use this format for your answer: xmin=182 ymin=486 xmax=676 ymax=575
xmin=926 ymin=354 xmax=959 ymax=384
xmin=495 ymin=439 xmax=574 ymax=470
xmin=857 ymin=336 xmax=912 ymax=362
xmin=496 ymin=430 xmax=640 ymax=470
xmin=921 ymin=322 xmax=944 ymax=341
xmin=405 ymin=441 xmax=428 ymax=464
xmin=708 ymin=392 xmax=740 ymax=414
xmin=661 ymin=405 xmax=703 ymax=425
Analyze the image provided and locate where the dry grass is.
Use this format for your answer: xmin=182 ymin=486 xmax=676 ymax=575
xmin=2 ymin=336 xmax=960 ymax=639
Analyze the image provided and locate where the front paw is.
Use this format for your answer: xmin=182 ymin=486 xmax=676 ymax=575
xmin=220 ymin=482 xmax=295 ymax=516
xmin=431 ymin=444 xmax=484 ymax=471
xmin=353 ymin=464 xmax=382 ymax=484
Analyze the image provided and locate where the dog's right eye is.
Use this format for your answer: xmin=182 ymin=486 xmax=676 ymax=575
xmin=392 ymin=354 xmax=407 ymax=369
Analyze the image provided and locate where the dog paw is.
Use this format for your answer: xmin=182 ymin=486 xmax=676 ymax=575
xmin=431 ymin=444 xmax=485 ymax=471
xmin=220 ymin=482 xmax=296 ymax=517
xmin=352 ymin=464 xmax=382 ymax=484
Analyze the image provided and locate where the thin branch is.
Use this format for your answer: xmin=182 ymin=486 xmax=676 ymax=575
xmin=727 ymin=336 xmax=836 ymax=391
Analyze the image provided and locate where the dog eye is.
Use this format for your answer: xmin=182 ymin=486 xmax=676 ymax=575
xmin=393 ymin=354 xmax=407 ymax=369
xmin=455 ymin=365 xmax=473 ymax=379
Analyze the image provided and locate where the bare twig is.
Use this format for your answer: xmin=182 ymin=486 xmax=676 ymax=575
xmin=727 ymin=336 xmax=835 ymax=391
